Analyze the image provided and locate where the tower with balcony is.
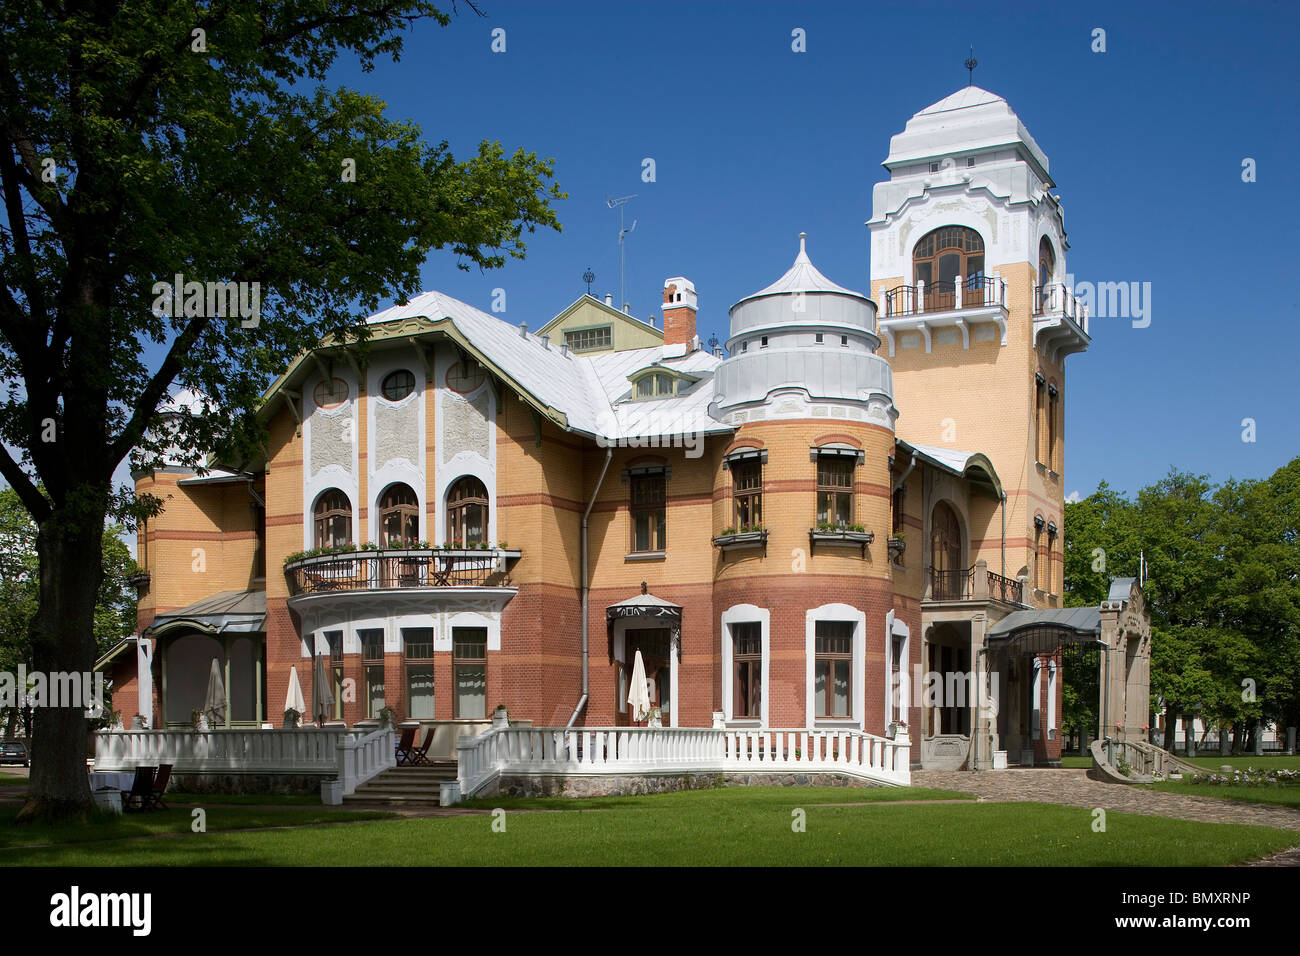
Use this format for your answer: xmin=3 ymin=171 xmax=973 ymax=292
xmin=868 ymin=86 xmax=1090 ymax=611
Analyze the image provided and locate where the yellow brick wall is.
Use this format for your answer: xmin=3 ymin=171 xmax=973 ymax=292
xmin=873 ymin=260 xmax=1066 ymax=608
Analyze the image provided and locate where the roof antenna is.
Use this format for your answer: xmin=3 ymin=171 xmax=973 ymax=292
xmin=606 ymin=194 xmax=637 ymax=317
xmin=965 ymin=46 xmax=978 ymax=86
xmin=583 ymin=268 xmax=595 ymax=296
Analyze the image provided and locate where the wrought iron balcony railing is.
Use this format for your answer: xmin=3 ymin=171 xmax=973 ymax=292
xmin=927 ymin=566 xmax=1023 ymax=605
xmin=286 ymin=547 xmax=518 ymax=596
xmin=883 ymin=276 xmax=1006 ymax=317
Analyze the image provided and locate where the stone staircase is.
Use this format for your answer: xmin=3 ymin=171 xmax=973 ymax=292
xmin=342 ymin=761 xmax=458 ymax=806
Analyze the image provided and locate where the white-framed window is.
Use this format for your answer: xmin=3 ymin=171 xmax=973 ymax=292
xmin=720 ymin=605 xmax=770 ymax=726
xmin=805 ymin=604 xmax=866 ymax=728
xmin=884 ymin=610 xmax=910 ymax=731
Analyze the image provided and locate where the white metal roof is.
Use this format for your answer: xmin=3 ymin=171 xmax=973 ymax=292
xmin=738 ymin=234 xmax=869 ymax=303
xmin=883 ymin=85 xmax=1050 ymax=178
xmin=368 ymin=290 xmax=728 ymax=443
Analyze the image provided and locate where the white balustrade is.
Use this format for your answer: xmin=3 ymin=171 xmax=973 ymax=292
xmin=338 ymin=726 xmax=397 ymax=795
xmin=94 ymin=727 xmax=367 ymax=774
xmin=456 ymin=726 xmax=910 ymax=799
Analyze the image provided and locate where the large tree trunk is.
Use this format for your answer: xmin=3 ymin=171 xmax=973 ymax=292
xmin=15 ymin=512 xmax=105 ymax=823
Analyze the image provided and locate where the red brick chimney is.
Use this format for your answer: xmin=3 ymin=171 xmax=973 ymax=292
xmin=662 ymin=277 xmax=697 ymax=348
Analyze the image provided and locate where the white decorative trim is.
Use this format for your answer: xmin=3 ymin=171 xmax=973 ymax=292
xmin=884 ymin=610 xmax=910 ymax=730
xmin=1031 ymin=657 xmax=1043 ymax=741
xmin=368 ymin=352 xmax=426 ymax=542
xmin=433 ymin=345 xmax=497 ymax=547
xmin=720 ymin=604 xmax=771 ymax=727
xmin=805 ymin=603 xmax=867 ymax=729
xmin=1047 ymin=659 xmax=1058 ymax=741
xmin=612 ymin=619 xmax=676 ymax=727
xmin=302 ymin=370 xmax=360 ymax=550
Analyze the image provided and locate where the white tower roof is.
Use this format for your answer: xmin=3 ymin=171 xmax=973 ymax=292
xmin=883 ymin=86 xmax=1051 ymax=184
xmin=741 ymin=233 xmax=869 ymax=302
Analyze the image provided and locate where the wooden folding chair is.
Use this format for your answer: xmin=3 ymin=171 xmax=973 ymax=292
xmin=394 ymin=727 xmax=417 ymax=765
xmin=148 ymin=764 xmax=172 ymax=810
xmin=121 ymin=766 xmax=157 ymax=812
xmin=409 ymin=726 xmax=437 ymax=766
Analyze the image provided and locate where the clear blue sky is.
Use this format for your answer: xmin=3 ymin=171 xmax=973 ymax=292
xmin=320 ymin=0 xmax=1299 ymax=500
xmin=103 ymin=0 xmax=1299 ymax=510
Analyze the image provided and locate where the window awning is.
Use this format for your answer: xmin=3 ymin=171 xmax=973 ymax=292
xmin=144 ymin=590 xmax=266 ymax=638
xmin=606 ymin=585 xmax=682 ymax=660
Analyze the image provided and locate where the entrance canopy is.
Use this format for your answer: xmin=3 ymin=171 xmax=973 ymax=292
xmin=145 ymin=589 xmax=267 ymax=638
xmin=985 ymin=606 xmax=1102 ymax=656
xmin=606 ymin=584 xmax=682 ymax=660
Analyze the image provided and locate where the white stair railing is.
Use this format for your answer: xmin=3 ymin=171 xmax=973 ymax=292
xmin=337 ymin=726 xmax=397 ymax=795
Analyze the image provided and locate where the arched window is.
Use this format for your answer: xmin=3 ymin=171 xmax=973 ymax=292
xmin=446 ymin=477 xmax=488 ymax=545
xmin=930 ymin=502 xmax=964 ymax=599
xmin=313 ymin=489 xmax=352 ymax=548
xmin=913 ymin=227 xmax=984 ymax=311
xmin=1038 ymin=237 xmax=1056 ymax=288
xmin=378 ymin=483 xmax=419 ymax=546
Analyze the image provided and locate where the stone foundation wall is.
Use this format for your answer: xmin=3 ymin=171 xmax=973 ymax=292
xmin=488 ymin=770 xmax=890 ymax=799
xmin=169 ymin=772 xmax=332 ymax=795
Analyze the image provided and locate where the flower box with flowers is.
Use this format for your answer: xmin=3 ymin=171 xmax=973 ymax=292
xmin=712 ymin=526 xmax=769 ymax=552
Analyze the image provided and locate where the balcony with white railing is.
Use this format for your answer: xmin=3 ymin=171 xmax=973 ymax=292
xmin=878 ymin=274 xmax=1008 ymax=356
xmin=455 ymin=725 xmax=911 ymax=801
xmin=1033 ymin=283 xmax=1091 ymax=360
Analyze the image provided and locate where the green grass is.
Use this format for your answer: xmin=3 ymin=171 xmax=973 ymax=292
xmin=0 ymin=804 xmax=392 ymax=851
xmin=0 ymin=772 xmax=27 ymax=787
xmin=1177 ymin=754 xmax=1300 ymax=771
xmin=1059 ymin=756 xmax=1092 ymax=769
xmin=1 ymin=787 xmax=1295 ymax=867
xmin=165 ymin=792 xmax=325 ymax=806
xmin=1147 ymin=780 xmax=1300 ymax=810
xmin=460 ymin=784 xmax=974 ymax=812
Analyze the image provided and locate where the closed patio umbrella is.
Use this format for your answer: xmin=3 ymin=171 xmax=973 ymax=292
xmin=284 ymin=666 xmax=306 ymax=725
xmin=627 ymin=650 xmax=651 ymax=724
xmin=312 ymin=653 xmax=334 ymax=727
xmin=203 ymin=658 xmax=227 ymax=728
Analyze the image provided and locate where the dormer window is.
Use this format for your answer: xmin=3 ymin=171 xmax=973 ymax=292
xmin=628 ymin=367 xmax=696 ymax=401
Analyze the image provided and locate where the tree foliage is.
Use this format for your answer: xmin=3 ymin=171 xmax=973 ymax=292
xmin=0 ymin=0 xmax=564 ymax=820
xmin=1064 ymin=461 xmax=1300 ymax=751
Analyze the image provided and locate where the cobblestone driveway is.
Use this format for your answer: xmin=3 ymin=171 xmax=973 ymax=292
xmin=913 ymin=768 xmax=1300 ymax=833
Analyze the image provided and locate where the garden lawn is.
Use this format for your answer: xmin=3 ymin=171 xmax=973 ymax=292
xmin=1178 ymin=755 xmax=1300 ymax=771
xmin=0 ymin=805 xmax=392 ymax=851
xmin=2 ymin=787 xmax=1296 ymax=867
xmin=0 ymin=773 xmax=27 ymax=787
xmin=165 ymin=792 xmax=325 ymax=806
xmin=1146 ymin=780 xmax=1300 ymax=810
xmin=459 ymin=783 xmax=974 ymax=812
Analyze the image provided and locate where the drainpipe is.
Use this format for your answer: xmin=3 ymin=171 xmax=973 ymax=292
xmin=891 ymin=452 xmax=915 ymax=493
xmin=1000 ymin=493 xmax=1006 ymax=580
xmin=568 ymin=446 xmax=614 ymax=727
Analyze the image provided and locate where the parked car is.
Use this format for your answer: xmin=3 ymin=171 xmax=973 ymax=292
xmin=0 ymin=741 xmax=29 ymax=767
